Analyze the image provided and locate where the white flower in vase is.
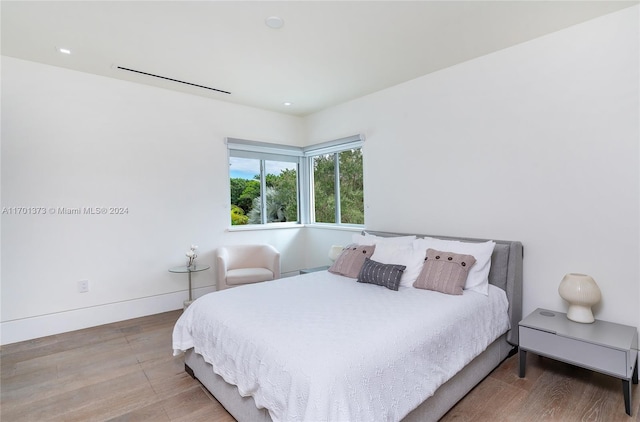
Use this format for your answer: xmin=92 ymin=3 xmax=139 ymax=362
xmin=186 ymin=245 xmax=198 ymax=267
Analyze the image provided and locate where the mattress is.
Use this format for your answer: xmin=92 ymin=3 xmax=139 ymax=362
xmin=172 ymin=271 xmax=510 ymax=422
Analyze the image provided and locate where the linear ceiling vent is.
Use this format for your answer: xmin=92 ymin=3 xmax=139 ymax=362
xmin=115 ymin=66 xmax=231 ymax=95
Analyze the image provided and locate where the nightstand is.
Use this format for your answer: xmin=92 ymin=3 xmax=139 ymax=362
xmin=519 ymin=308 xmax=638 ymax=416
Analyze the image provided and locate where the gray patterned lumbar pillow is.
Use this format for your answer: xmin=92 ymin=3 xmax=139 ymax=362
xmin=328 ymin=244 xmax=376 ymax=278
xmin=413 ymin=249 xmax=476 ymax=295
xmin=357 ymin=258 xmax=406 ymax=291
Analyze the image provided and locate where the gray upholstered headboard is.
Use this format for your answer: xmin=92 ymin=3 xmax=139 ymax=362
xmin=365 ymin=231 xmax=524 ymax=346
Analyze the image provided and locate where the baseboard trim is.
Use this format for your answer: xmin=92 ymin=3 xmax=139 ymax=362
xmin=0 ymin=286 xmax=216 ymax=345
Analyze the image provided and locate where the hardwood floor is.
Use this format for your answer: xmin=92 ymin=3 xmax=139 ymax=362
xmin=441 ymin=350 xmax=640 ymax=422
xmin=1 ymin=310 xmax=637 ymax=421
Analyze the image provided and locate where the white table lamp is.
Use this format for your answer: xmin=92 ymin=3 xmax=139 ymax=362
xmin=558 ymin=273 xmax=601 ymax=323
xmin=328 ymin=245 xmax=343 ymax=262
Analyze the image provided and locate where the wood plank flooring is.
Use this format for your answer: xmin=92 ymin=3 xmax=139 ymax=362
xmin=1 ymin=310 xmax=637 ymax=421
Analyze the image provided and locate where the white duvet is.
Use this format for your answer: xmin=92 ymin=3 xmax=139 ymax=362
xmin=172 ymin=271 xmax=510 ymax=422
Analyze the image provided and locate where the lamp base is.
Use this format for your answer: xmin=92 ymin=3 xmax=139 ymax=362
xmin=566 ymin=305 xmax=595 ymax=323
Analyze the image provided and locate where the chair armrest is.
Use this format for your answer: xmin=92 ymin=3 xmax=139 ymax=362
xmin=266 ymin=245 xmax=281 ymax=279
xmin=215 ymin=247 xmax=229 ymax=290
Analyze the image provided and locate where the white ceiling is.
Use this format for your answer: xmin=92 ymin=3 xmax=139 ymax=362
xmin=2 ymin=1 xmax=636 ymax=116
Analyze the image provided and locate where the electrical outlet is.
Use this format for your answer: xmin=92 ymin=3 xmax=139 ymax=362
xmin=78 ymin=280 xmax=89 ymax=293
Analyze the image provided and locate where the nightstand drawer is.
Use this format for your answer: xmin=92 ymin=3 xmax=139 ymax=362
xmin=520 ymin=326 xmax=628 ymax=378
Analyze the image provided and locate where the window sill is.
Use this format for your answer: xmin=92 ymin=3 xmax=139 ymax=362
xmin=226 ymin=223 xmax=364 ymax=233
xmin=227 ymin=223 xmax=303 ymax=232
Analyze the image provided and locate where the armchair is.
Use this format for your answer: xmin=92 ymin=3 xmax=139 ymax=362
xmin=216 ymin=244 xmax=281 ymax=290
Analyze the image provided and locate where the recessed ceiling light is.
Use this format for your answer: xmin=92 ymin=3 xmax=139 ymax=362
xmin=283 ymin=102 xmax=293 ymax=106
xmin=57 ymin=47 xmax=71 ymax=55
xmin=265 ymin=16 xmax=284 ymax=29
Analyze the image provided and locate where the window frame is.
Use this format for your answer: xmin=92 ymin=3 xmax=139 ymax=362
xmin=304 ymin=136 xmax=364 ymax=226
xmin=226 ymin=135 xmax=364 ymax=229
xmin=227 ymin=140 xmax=302 ymax=226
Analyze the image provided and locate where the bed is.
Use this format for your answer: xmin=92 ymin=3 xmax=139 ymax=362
xmin=172 ymin=231 xmax=523 ymax=422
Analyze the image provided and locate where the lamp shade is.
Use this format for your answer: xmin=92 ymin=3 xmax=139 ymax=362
xmin=558 ymin=273 xmax=601 ymax=323
xmin=328 ymin=245 xmax=344 ymax=262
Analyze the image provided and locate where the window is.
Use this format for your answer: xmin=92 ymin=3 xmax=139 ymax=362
xmin=309 ymin=148 xmax=364 ymax=225
xmin=227 ymin=135 xmax=363 ymax=227
xmin=228 ymin=141 xmax=301 ymax=225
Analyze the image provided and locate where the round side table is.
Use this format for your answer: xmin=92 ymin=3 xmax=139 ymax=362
xmin=169 ymin=264 xmax=211 ymax=309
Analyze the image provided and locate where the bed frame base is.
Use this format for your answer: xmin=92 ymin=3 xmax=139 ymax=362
xmin=185 ymin=335 xmax=514 ymax=422
xmin=185 ymin=350 xmax=272 ymax=422
xmin=184 ymin=363 xmax=195 ymax=378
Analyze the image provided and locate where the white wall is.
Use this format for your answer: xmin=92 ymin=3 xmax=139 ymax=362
xmin=1 ymin=56 xmax=307 ymax=344
xmin=306 ymin=7 xmax=640 ymax=329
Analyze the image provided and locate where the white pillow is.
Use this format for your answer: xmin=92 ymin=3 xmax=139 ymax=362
xmin=412 ymin=237 xmax=495 ymax=295
xmin=370 ymin=241 xmax=426 ymax=288
xmin=352 ymin=233 xmax=416 ymax=246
